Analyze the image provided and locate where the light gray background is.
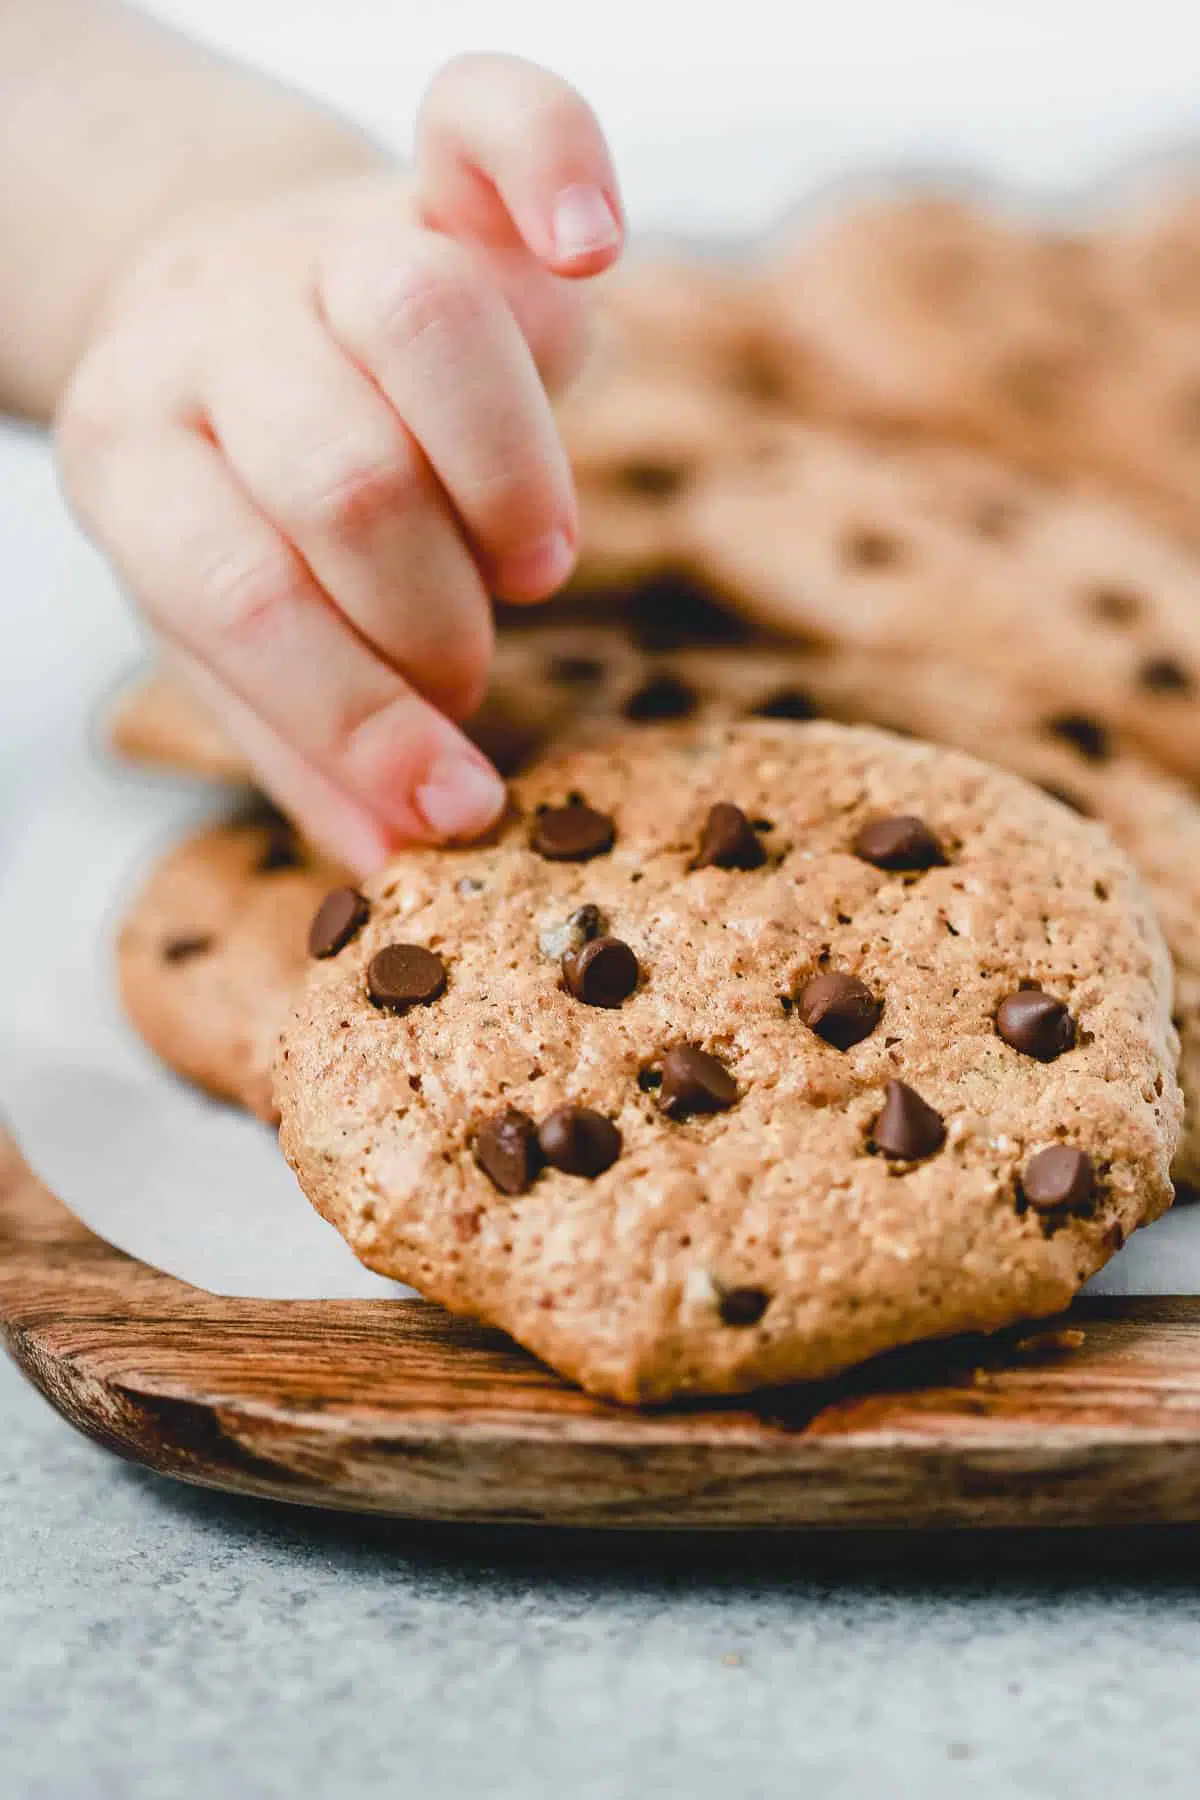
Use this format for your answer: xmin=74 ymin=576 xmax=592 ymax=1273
xmin=6 ymin=4 xmax=1200 ymax=1795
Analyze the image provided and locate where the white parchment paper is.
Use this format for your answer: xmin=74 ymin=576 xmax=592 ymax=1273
xmin=0 ymin=738 xmax=1196 ymax=1299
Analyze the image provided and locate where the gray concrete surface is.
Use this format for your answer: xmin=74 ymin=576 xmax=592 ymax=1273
xmin=2 ymin=1351 xmax=1199 ymax=1800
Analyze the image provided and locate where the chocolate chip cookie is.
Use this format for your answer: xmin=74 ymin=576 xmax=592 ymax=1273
xmin=762 ymin=189 xmax=1200 ymax=546
xmin=681 ymin=420 xmax=1200 ymax=787
xmin=118 ymin=812 xmax=347 ymax=1122
xmin=276 ymin=721 xmax=1180 ymax=1402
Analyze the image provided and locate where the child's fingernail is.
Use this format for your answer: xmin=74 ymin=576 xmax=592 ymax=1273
xmin=502 ymin=528 xmax=575 ymax=598
xmin=552 ymin=185 xmax=620 ymax=263
xmin=415 ymin=753 xmax=507 ymax=841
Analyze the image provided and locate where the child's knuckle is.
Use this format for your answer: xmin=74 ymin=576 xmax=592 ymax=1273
xmin=297 ymin=436 xmax=416 ymax=538
xmin=203 ymin=540 xmax=305 ymax=648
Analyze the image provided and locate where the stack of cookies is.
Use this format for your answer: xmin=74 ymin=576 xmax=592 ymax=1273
xmin=110 ymin=171 xmax=1200 ymax=1404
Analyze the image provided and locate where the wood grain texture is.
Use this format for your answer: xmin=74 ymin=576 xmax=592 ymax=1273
xmin=7 ymin=1130 xmax=1200 ymax=1528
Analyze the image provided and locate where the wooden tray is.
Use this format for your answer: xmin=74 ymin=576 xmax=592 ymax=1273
xmin=8 ymin=1131 xmax=1200 ymax=1530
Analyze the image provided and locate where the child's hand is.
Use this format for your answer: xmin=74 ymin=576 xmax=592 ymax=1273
xmin=57 ymin=55 xmax=623 ymax=873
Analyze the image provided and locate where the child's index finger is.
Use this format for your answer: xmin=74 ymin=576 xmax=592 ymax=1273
xmin=414 ymin=52 xmax=625 ymax=280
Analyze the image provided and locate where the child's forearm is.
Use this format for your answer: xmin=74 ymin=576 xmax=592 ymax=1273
xmin=0 ymin=0 xmax=384 ymax=421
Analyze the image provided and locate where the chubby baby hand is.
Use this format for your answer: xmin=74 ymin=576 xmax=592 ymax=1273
xmin=57 ymin=54 xmax=623 ymax=871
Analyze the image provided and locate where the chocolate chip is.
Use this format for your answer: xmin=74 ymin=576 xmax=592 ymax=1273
xmin=853 ymin=815 xmax=946 ymax=871
xmin=622 ymin=674 xmax=699 ymax=722
xmin=750 ymin=687 xmax=820 ymax=722
xmin=162 ymin=933 xmax=213 ymax=964
xmin=474 ymin=1108 xmax=540 ymax=1195
xmin=843 ymin=526 xmax=905 ymax=570
xmin=537 ymin=1106 xmax=622 ymax=1178
xmin=1138 ymin=654 xmax=1193 ymax=694
xmin=1021 ymin=1146 xmax=1095 ymax=1213
xmin=255 ymin=823 xmax=304 ymax=873
xmin=1044 ymin=713 xmax=1111 ymax=762
xmin=617 ymin=460 xmax=685 ymax=500
xmin=530 ymin=799 xmax=615 ymax=862
xmin=1087 ymin=584 xmax=1142 ymax=625
xmin=718 ymin=1286 xmax=769 ymax=1328
xmin=308 ymin=887 xmax=369 ymax=959
xmin=366 ymin=944 xmax=447 ymax=1012
xmin=734 ymin=347 xmax=788 ymax=403
xmin=795 ymin=971 xmax=882 ymax=1050
xmin=563 ymin=936 xmax=640 ymax=1009
xmin=870 ymin=1080 xmax=946 ymax=1161
xmin=659 ymin=1044 xmax=738 ymax=1119
xmin=972 ymin=497 xmax=1023 ymax=541
xmin=694 ymin=803 xmax=766 ymax=870
xmin=546 ymin=655 xmax=607 ymax=687
xmin=628 ymin=573 xmax=749 ymax=651
xmin=996 ymin=989 xmax=1076 ymax=1061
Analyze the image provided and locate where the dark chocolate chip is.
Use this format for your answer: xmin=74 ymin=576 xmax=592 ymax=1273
xmin=162 ymin=933 xmax=213 ymax=964
xmin=474 ymin=1108 xmax=541 ymax=1195
xmin=1044 ymin=713 xmax=1111 ymax=762
xmin=530 ymin=799 xmax=615 ymax=862
xmin=870 ymin=1080 xmax=946 ymax=1161
xmin=853 ymin=815 xmax=946 ymax=871
xmin=546 ymin=655 xmax=607 ymax=687
xmin=366 ymin=943 xmax=447 ymax=1012
xmin=795 ymin=971 xmax=882 ymax=1050
xmin=637 ymin=1067 xmax=663 ymax=1092
xmin=617 ymin=460 xmax=685 ymax=500
xmin=718 ymin=1286 xmax=769 ymax=1328
xmin=622 ymin=674 xmax=699 ymax=722
xmin=733 ymin=347 xmax=788 ymax=403
xmin=255 ymin=824 xmax=304 ymax=873
xmin=563 ymin=935 xmax=640 ymax=1009
xmin=750 ymin=687 xmax=820 ymax=722
xmin=996 ymin=989 xmax=1076 ymax=1061
xmin=628 ymin=573 xmax=750 ymax=651
xmin=1087 ymin=584 xmax=1141 ymax=625
xmin=1138 ymin=654 xmax=1194 ymax=694
xmin=537 ymin=1106 xmax=622 ymax=1178
xmin=972 ymin=497 xmax=1023 ymax=541
xmin=308 ymin=887 xmax=369 ymax=959
xmin=843 ymin=526 xmax=905 ymax=569
xmin=694 ymin=802 xmax=766 ymax=871
xmin=1021 ymin=1145 xmax=1095 ymax=1213
xmin=659 ymin=1044 xmax=738 ymax=1119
